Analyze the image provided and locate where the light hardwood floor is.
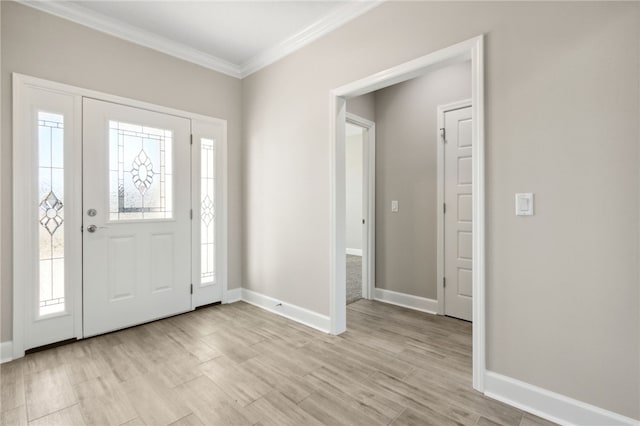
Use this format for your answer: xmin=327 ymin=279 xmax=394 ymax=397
xmin=1 ymin=300 xmax=555 ymax=426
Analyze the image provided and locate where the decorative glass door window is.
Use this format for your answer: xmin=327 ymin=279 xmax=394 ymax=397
xmin=200 ymin=138 xmax=215 ymax=284
xmin=38 ymin=112 xmax=65 ymax=316
xmin=109 ymin=121 xmax=173 ymax=220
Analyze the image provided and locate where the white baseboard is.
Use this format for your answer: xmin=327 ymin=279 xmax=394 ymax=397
xmin=374 ymin=288 xmax=438 ymax=315
xmin=346 ymin=248 xmax=362 ymax=256
xmin=224 ymin=287 xmax=242 ymax=304
xmin=1 ymin=341 xmax=13 ymax=364
xmin=240 ymin=288 xmax=330 ymax=333
xmin=484 ymin=371 xmax=639 ymax=426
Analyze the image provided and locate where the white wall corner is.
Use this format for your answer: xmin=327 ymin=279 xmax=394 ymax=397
xmin=374 ymin=288 xmax=439 ymax=315
xmin=15 ymin=0 xmax=242 ymax=78
xmin=1 ymin=341 xmax=13 ymax=364
xmin=240 ymin=288 xmax=330 ymax=333
xmin=238 ymin=0 xmax=384 ymax=77
xmin=223 ymin=287 xmax=242 ymax=304
xmin=484 ymin=371 xmax=640 ymax=426
xmin=17 ymin=0 xmax=384 ymax=79
xmin=346 ymin=248 xmax=363 ymax=256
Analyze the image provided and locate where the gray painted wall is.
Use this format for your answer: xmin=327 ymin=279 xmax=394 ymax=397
xmin=0 ymin=2 xmax=243 ymax=342
xmin=346 ymin=92 xmax=375 ymax=123
xmin=374 ymin=61 xmax=471 ymax=299
xmin=242 ymin=2 xmax=639 ymax=418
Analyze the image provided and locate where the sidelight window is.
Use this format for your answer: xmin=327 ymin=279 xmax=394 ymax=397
xmin=38 ymin=112 xmax=65 ymax=316
xmin=200 ymin=138 xmax=215 ymax=284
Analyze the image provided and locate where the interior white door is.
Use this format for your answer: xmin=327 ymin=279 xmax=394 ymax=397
xmin=82 ymin=98 xmax=192 ymax=337
xmin=444 ymin=105 xmax=473 ymax=321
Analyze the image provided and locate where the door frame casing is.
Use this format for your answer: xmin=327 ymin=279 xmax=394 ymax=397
xmin=12 ymin=76 xmax=83 ymax=354
xmin=437 ymin=99 xmax=472 ymax=316
xmin=12 ymin=73 xmax=229 ymax=359
xmin=329 ymin=35 xmax=485 ymax=391
xmin=345 ymin=113 xmax=375 ymax=300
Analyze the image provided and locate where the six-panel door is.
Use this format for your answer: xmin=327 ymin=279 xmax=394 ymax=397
xmin=444 ymin=106 xmax=473 ymax=321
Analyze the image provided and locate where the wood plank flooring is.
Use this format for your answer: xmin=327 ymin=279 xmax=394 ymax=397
xmin=1 ymin=300 xmax=555 ymax=426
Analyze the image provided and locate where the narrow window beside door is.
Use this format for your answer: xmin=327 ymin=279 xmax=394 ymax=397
xmin=38 ymin=112 xmax=65 ymax=316
xmin=200 ymin=138 xmax=215 ymax=284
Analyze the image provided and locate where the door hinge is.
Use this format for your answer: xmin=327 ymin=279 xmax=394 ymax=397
xmin=190 ymin=284 xmax=193 ymax=294
xmin=440 ymin=127 xmax=446 ymax=142
xmin=190 ymin=209 xmax=193 ymax=220
xmin=443 ymin=203 xmax=446 ymax=214
xmin=362 ymin=219 xmax=365 ymax=224
xmin=190 ymin=134 xmax=193 ymax=145
xmin=443 ymin=277 xmax=446 ymax=288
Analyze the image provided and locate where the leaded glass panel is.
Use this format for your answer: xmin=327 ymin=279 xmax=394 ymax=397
xmin=38 ymin=112 xmax=65 ymax=316
xmin=109 ymin=121 xmax=173 ymax=220
xmin=201 ymin=138 xmax=215 ymax=283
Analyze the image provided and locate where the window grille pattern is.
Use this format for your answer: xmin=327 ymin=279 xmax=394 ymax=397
xmin=201 ymin=138 xmax=215 ymax=283
xmin=38 ymin=112 xmax=65 ymax=316
xmin=109 ymin=121 xmax=173 ymax=220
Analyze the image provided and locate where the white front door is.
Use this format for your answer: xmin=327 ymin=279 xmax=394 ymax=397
xmin=444 ymin=105 xmax=473 ymax=321
xmin=82 ymin=98 xmax=192 ymax=337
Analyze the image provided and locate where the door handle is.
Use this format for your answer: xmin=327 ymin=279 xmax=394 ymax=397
xmin=86 ymin=225 xmax=106 ymax=233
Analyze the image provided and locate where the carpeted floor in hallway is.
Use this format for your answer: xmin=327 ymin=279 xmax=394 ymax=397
xmin=346 ymin=254 xmax=362 ymax=304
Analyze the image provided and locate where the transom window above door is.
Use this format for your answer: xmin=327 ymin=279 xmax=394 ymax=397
xmin=108 ymin=120 xmax=173 ymax=221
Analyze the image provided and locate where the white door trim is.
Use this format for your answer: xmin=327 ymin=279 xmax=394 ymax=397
xmin=12 ymin=73 xmax=228 ymax=359
xmin=329 ymin=35 xmax=485 ymax=392
xmin=436 ymin=99 xmax=472 ymax=316
xmin=345 ymin=112 xmax=375 ymax=300
xmin=12 ymin=75 xmax=83 ymax=357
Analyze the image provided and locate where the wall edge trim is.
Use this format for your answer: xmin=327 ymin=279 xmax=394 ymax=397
xmin=1 ymin=341 xmax=13 ymax=364
xmin=374 ymin=287 xmax=438 ymax=314
xmin=240 ymin=288 xmax=330 ymax=333
xmin=484 ymin=371 xmax=639 ymax=426
xmin=224 ymin=288 xmax=242 ymax=304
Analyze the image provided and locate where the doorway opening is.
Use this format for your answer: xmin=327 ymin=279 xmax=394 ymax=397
xmin=345 ymin=64 xmax=473 ymax=322
xmin=330 ymin=35 xmax=485 ymax=391
xmin=345 ymin=121 xmax=365 ymax=304
xmin=345 ymin=114 xmax=375 ymax=304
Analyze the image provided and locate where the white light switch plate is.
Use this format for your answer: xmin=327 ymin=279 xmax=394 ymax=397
xmin=515 ymin=193 xmax=534 ymax=216
xmin=391 ymin=200 xmax=399 ymax=213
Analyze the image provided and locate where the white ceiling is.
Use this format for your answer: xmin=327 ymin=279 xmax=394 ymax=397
xmin=20 ymin=0 xmax=382 ymax=78
xmin=72 ymin=1 xmax=341 ymax=65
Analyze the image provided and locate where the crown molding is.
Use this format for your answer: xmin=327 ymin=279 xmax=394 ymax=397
xmin=16 ymin=0 xmax=242 ymax=78
xmin=238 ymin=0 xmax=384 ymax=78
xmin=16 ymin=0 xmax=384 ymax=80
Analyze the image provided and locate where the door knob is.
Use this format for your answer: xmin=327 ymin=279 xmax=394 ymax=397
xmin=86 ymin=224 xmax=107 ymax=233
